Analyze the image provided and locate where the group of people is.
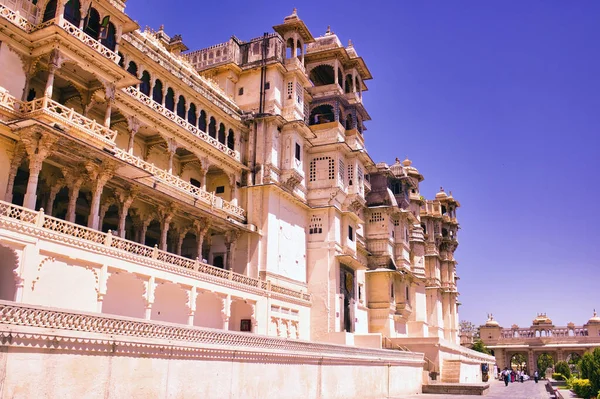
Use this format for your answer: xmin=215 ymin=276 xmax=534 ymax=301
xmin=500 ymin=368 xmax=540 ymax=386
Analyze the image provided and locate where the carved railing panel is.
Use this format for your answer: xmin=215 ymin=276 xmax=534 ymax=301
xmin=0 ymin=3 xmax=34 ymax=31
xmin=59 ymin=19 xmax=120 ymax=64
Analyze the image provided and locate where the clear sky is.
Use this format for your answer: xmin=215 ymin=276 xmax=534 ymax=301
xmin=126 ymin=1 xmax=600 ymax=328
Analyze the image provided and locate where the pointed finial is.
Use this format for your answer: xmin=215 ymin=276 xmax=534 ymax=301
xmin=292 ymin=7 xmax=297 ymax=15
xmin=348 ymin=39 xmax=353 ymax=47
xmin=326 ymin=25 xmax=331 ymax=35
xmin=159 ymin=24 xmax=164 ymax=31
xmin=440 ymin=186 xmax=444 ymax=192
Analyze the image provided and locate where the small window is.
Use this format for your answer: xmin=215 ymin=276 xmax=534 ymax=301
xmin=264 ymin=82 xmax=270 ymax=90
xmin=190 ymin=178 xmax=201 ymax=188
xmin=295 ymin=143 xmax=301 ymax=161
xmin=348 ymin=225 xmax=354 ymax=241
xmin=215 ymin=186 xmax=225 ymax=194
xmin=238 ymin=87 xmax=244 ymax=95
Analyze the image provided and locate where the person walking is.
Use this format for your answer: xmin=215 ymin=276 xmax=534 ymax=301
xmin=503 ymin=368 xmax=510 ymax=387
xmin=534 ymin=370 xmax=539 ymax=383
xmin=519 ymin=370 xmax=524 ymax=383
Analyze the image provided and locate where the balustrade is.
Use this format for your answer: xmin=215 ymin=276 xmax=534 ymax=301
xmin=58 ymin=19 xmax=121 ymax=64
xmin=0 ymin=3 xmax=34 ymax=30
xmin=0 ymin=200 xmax=310 ymax=302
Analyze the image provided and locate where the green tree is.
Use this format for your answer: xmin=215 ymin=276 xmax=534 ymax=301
xmin=579 ymin=348 xmax=600 ymax=395
xmin=471 ymin=339 xmax=490 ymax=355
xmin=555 ymin=361 xmax=571 ymax=379
xmin=537 ymin=353 xmax=554 ymax=377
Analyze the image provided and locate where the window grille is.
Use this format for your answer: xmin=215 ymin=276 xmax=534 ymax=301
xmin=369 ymin=212 xmax=384 ymax=223
xmin=309 ymin=216 xmax=323 ymax=234
xmin=309 ymin=157 xmax=335 ymax=182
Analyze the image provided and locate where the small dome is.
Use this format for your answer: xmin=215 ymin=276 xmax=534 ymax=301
xmin=435 ymin=187 xmax=448 ymax=199
xmin=390 ymin=158 xmax=405 ymax=178
xmin=401 ymin=157 xmax=412 ymax=167
xmin=485 ymin=314 xmax=499 ymax=327
xmin=588 ymin=309 xmax=600 ymax=325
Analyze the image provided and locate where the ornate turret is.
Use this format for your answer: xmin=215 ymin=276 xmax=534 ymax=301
xmin=485 ymin=313 xmax=500 ymax=327
xmin=532 ymin=313 xmax=553 ymax=326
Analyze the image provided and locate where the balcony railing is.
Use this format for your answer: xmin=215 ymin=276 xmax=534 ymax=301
xmin=122 ymin=86 xmax=239 ymax=161
xmin=59 ymin=19 xmax=120 ymax=64
xmin=0 ymin=200 xmax=310 ymax=303
xmin=0 ymin=2 xmax=34 ymax=30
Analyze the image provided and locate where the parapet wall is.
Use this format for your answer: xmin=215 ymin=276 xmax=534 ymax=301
xmin=0 ymin=301 xmax=424 ymax=399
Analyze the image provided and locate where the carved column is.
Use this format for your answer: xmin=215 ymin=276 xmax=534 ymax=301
xmin=104 ymin=84 xmax=115 ymax=128
xmin=45 ymin=179 xmax=63 ymax=216
xmin=175 ymin=226 xmax=189 ymax=256
xmin=221 ymin=294 xmax=231 ymax=330
xmin=224 ymin=230 xmax=240 ymax=271
xmin=166 ymin=138 xmax=178 ymax=174
xmin=4 ymin=142 xmax=26 ymax=203
xmin=21 ymin=131 xmax=57 ymax=209
xmin=193 ymin=218 xmax=209 ymax=261
xmin=44 ymin=50 xmax=63 ymax=99
xmin=228 ymin=173 xmax=238 ymax=206
xmin=86 ymin=161 xmax=115 ymax=230
xmin=145 ymin=276 xmax=157 ymax=320
xmin=139 ymin=217 xmax=151 ymax=245
xmin=126 ymin=116 xmax=141 ymax=154
xmin=98 ymin=198 xmax=113 ymax=232
xmin=158 ymin=206 xmax=175 ymax=251
xmin=20 ymin=57 xmax=36 ymax=101
xmin=114 ymin=24 xmax=123 ymax=54
xmin=63 ymin=169 xmax=84 ymax=223
xmin=116 ymin=188 xmax=137 ymax=238
xmin=188 ymin=286 xmax=197 ymax=326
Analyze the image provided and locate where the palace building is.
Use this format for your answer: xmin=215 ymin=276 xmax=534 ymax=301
xmin=0 ymin=1 xmax=492 ymax=397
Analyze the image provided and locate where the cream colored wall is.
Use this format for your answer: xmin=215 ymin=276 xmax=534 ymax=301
xmin=0 ymin=43 xmax=25 ymax=98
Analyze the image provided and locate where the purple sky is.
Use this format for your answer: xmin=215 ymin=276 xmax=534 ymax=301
xmin=126 ymin=0 xmax=600 ymax=328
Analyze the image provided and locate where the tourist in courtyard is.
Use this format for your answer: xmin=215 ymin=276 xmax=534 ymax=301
xmin=503 ymin=368 xmax=510 ymax=386
xmin=519 ymin=370 xmax=524 ymax=383
xmin=534 ymin=370 xmax=539 ymax=383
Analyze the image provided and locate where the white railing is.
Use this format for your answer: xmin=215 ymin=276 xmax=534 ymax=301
xmin=122 ymin=86 xmax=239 ymax=161
xmin=0 ymin=88 xmax=21 ymax=114
xmin=59 ymin=19 xmax=120 ymax=64
xmin=20 ymin=97 xmax=118 ymax=143
xmin=0 ymin=3 xmax=34 ymax=31
xmin=113 ymin=149 xmax=246 ymax=219
xmin=0 ymin=200 xmax=310 ymax=302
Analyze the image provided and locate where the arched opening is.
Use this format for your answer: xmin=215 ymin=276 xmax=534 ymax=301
xmin=345 ymin=113 xmax=353 ymax=130
xmin=140 ymin=71 xmax=151 ymax=96
xmin=63 ymin=0 xmax=81 ymax=26
xmin=213 ymin=255 xmax=224 ymax=269
xmin=227 ymin=129 xmax=235 ymax=150
xmin=537 ymin=353 xmax=554 ymax=377
xmin=0 ymin=245 xmax=18 ymax=301
xmin=26 ymin=88 xmax=37 ymax=102
xmin=510 ymin=353 xmax=528 ymax=373
xmin=165 ymin=88 xmax=175 ymax=111
xmin=309 ymin=104 xmax=334 ymax=125
xmin=206 ymin=165 xmax=231 ymax=201
xmin=187 ymin=103 xmax=197 ymax=125
xmin=152 ymin=283 xmax=189 ymax=324
xmin=230 ymin=300 xmax=253 ymax=332
xmin=208 ymin=117 xmax=216 ymax=138
xmin=152 ymin=79 xmax=163 ymax=103
xmin=74 ymin=190 xmax=90 ymax=226
xmin=126 ymin=61 xmax=138 ymax=77
xmin=193 ymin=291 xmax=223 ymax=328
xmin=176 ymin=95 xmax=186 ymax=119
xmin=42 ymin=0 xmax=57 ymax=22
xmin=344 ymin=74 xmax=353 ymax=93
xmin=102 ymin=272 xmax=146 ymax=318
xmin=198 ymin=110 xmax=207 ymax=132
xmin=100 ymin=204 xmax=119 ymax=233
xmin=218 ymin=123 xmax=226 ymax=144
xmin=296 ymin=40 xmax=302 ymax=58
xmin=309 ymin=65 xmax=335 ymax=86
xmin=286 ymin=38 xmax=294 ymax=59
xmin=180 ymin=232 xmax=197 ymax=259
xmin=144 ymin=220 xmax=160 ymax=247
xmin=337 ymin=68 xmax=343 ymax=89
xmin=101 ymin=22 xmax=117 ymax=51
xmin=83 ymin=8 xmax=100 ymax=40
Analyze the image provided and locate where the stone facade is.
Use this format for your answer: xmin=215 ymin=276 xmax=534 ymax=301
xmin=0 ymin=1 xmax=493 ymax=396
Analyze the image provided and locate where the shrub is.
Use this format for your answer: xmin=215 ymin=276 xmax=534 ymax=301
xmin=579 ymin=348 xmax=600 ymax=395
xmin=553 ymin=373 xmax=565 ymax=381
xmin=572 ymin=378 xmax=593 ymax=399
xmin=556 ymin=361 xmax=571 ymax=379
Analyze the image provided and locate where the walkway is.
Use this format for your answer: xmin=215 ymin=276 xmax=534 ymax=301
xmin=397 ymin=378 xmax=552 ymax=399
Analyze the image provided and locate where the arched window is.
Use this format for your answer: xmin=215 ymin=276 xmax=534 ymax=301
xmin=83 ymin=8 xmax=100 ymax=39
xmin=227 ymin=129 xmax=235 ymax=150
xmin=286 ymin=38 xmax=294 ymax=59
xmin=208 ymin=117 xmax=216 ymax=138
xmin=126 ymin=61 xmax=138 ymax=77
xmin=140 ymin=71 xmax=151 ymax=96
xmin=101 ymin=22 xmax=117 ymax=51
xmin=152 ymin=79 xmax=163 ymax=103
xmin=176 ymin=95 xmax=186 ymax=118
xmin=218 ymin=123 xmax=226 ymax=144
xmin=198 ymin=110 xmax=207 ymax=132
xmin=117 ymin=52 xmax=124 ymax=68
xmin=345 ymin=114 xmax=353 ymax=130
xmin=309 ymin=65 xmax=334 ymax=86
xmin=63 ymin=0 xmax=81 ymax=26
xmin=309 ymin=104 xmax=335 ymax=125
xmin=188 ymin=103 xmax=197 ymax=125
xmin=165 ymin=88 xmax=175 ymax=111
xmin=296 ymin=40 xmax=302 ymax=58
xmin=42 ymin=0 xmax=57 ymax=22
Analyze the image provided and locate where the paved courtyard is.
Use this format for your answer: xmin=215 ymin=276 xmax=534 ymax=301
xmin=395 ymin=378 xmax=553 ymax=399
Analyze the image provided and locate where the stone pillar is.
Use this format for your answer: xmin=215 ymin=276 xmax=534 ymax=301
xmin=221 ymin=294 xmax=231 ymax=330
xmin=228 ymin=173 xmax=238 ymax=206
xmin=158 ymin=207 xmax=175 ymax=251
xmin=65 ymin=175 xmax=83 ymax=223
xmin=145 ymin=276 xmax=156 ymax=320
xmin=334 ymin=59 xmax=339 ymax=86
xmin=98 ymin=199 xmax=113 ymax=232
xmin=140 ymin=218 xmax=151 ymax=245
xmin=85 ymin=161 xmax=115 ymax=230
xmin=224 ymin=230 xmax=240 ymax=271
xmin=44 ymin=50 xmax=63 ymax=99
xmin=103 ymin=84 xmax=115 ymax=128
xmin=20 ymin=57 xmax=36 ymax=101
xmin=116 ymin=188 xmax=137 ymax=238
xmin=45 ymin=180 xmax=63 ymax=217
xmin=21 ymin=132 xmax=57 ymax=209
xmin=176 ymin=227 xmax=189 ymax=256
xmin=199 ymin=168 xmax=208 ymax=190
xmin=188 ymin=286 xmax=197 ymax=326
xmin=126 ymin=116 xmax=141 ymax=154
xmin=166 ymin=138 xmax=178 ymax=174
xmin=250 ymin=303 xmax=258 ymax=333
xmin=194 ymin=218 xmax=209 ymax=261
xmin=352 ymin=69 xmax=357 ymax=93
xmin=114 ymin=25 xmax=123 ymax=54
xmin=4 ymin=142 xmax=26 ymax=203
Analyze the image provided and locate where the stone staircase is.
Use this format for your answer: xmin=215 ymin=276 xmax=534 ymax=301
xmin=441 ymin=359 xmax=461 ymax=383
